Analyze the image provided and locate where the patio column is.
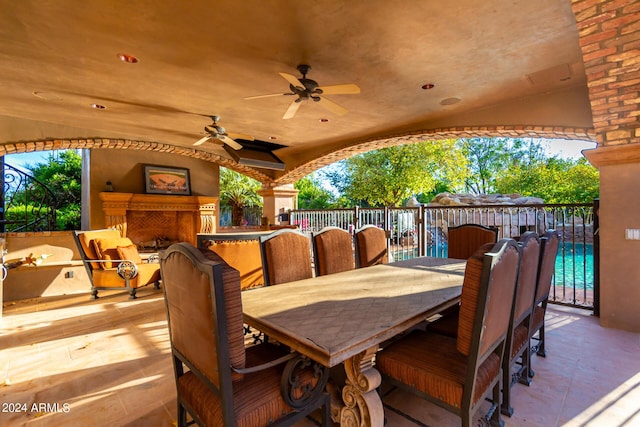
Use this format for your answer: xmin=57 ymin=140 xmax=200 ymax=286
xmin=258 ymin=184 xmax=299 ymax=226
xmin=572 ymin=0 xmax=640 ymax=332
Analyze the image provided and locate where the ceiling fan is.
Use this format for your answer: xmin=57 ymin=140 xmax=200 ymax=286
xmin=245 ymin=64 xmax=360 ymax=119
xmin=193 ymin=115 xmax=253 ymax=150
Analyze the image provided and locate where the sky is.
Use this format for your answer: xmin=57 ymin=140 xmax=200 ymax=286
xmin=3 ymin=138 xmax=597 ymax=170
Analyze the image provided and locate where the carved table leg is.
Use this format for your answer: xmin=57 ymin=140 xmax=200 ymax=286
xmin=339 ymin=346 xmax=384 ymax=427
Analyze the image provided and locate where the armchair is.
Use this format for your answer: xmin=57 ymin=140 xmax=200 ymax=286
xmin=73 ymin=229 xmax=161 ymax=299
xmin=160 ymin=242 xmax=330 ymax=426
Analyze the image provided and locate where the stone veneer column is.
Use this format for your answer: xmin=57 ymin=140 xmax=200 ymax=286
xmin=572 ymin=0 xmax=640 ymax=331
xmin=257 ymin=184 xmax=299 ymax=226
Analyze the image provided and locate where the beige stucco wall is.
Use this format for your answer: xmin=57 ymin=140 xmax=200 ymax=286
xmin=88 ymin=149 xmax=220 ymax=229
xmin=598 ymin=162 xmax=640 ymax=332
xmin=2 ymin=232 xmax=90 ymax=301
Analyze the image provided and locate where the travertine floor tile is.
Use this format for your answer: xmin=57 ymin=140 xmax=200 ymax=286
xmin=1 ymin=293 xmax=639 ymax=427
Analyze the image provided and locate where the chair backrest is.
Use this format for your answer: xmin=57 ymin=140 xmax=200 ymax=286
xmin=260 ymin=229 xmax=313 ymax=286
xmin=534 ymin=230 xmax=560 ymax=306
xmin=73 ymin=228 xmax=124 ymax=271
xmin=512 ymin=232 xmax=541 ymax=327
xmin=354 ymin=225 xmax=388 ymax=268
xmin=447 ymin=224 xmax=498 ymax=260
xmin=160 ymin=242 xmax=246 ymax=423
xmin=456 ymin=239 xmax=519 ymax=378
xmin=312 ymin=226 xmax=355 ymax=276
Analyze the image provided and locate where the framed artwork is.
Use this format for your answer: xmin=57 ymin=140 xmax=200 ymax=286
xmin=143 ymin=164 xmax=191 ymax=195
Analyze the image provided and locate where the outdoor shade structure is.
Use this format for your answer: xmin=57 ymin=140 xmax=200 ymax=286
xmin=0 ymin=1 xmax=639 ymax=332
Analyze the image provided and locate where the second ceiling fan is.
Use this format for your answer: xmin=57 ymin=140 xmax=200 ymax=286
xmin=245 ymin=64 xmax=360 ymax=119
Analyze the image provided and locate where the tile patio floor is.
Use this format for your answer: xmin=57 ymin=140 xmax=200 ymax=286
xmin=1 ymin=288 xmax=639 ymax=427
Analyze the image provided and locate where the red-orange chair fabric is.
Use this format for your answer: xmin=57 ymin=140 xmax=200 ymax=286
xmin=354 ymin=225 xmax=388 ymax=268
xmin=377 ymin=239 xmax=520 ymax=427
xmin=160 ymin=242 xmax=330 ymax=427
xmin=259 ymin=229 xmax=313 ymax=286
xmin=447 ymin=224 xmax=498 ymax=260
xmin=312 ymin=227 xmax=355 ymax=276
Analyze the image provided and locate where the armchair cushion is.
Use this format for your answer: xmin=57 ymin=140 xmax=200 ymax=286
xmin=92 ymin=237 xmax=136 ymax=269
xmin=116 ymin=244 xmax=143 ymax=264
xmin=78 ymin=229 xmax=121 ymax=269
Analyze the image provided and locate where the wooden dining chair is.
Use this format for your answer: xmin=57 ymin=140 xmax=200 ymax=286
xmin=354 ymin=224 xmax=388 ymax=268
xmin=501 ymin=232 xmax=540 ymax=416
xmin=160 ymin=242 xmax=330 ymax=427
xmin=529 ymin=230 xmax=560 ymax=362
xmin=447 ymin=223 xmax=498 ymax=260
xmin=312 ymin=226 xmax=355 ymax=276
xmin=260 ymin=229 xmax=313 ymax=286
xmin=377 ymin=239 xmax=520 ymax=427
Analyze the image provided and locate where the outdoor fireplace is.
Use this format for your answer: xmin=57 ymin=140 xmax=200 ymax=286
xmin=99 ymin=192 xmax=217 ymax=248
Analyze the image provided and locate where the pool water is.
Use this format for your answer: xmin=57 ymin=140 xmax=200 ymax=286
xmin=555 ymin=242 xmax=594 ymax=290
xmin=397 ymin=242 xmax=595 ymax=290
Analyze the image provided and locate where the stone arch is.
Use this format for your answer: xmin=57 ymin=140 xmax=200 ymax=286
xmin=0 ymin=137 xmax=275 ymax=184
xmin=274 ymin=124 xmax=596 ymax=185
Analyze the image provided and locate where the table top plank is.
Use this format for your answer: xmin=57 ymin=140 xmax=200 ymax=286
xmin=242 ymin=257 xmax=466 ymax=366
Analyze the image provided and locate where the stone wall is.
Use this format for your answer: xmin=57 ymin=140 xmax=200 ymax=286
xmin=427 ymin=193 xmax=544 ymax=206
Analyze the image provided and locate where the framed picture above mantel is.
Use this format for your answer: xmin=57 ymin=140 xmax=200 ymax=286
xmin=143 ymin=164 xmax=191 ymax=196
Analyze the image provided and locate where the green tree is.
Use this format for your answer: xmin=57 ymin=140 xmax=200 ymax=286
xmin=22 ymin=150 xmax=82 ymax=230
xmin=459 ymin=137 xmax=547 ymax=194
xmin=330 ymin=140 xmax=467 ymax=207
xmin=495 ymin=157 xmax=599 ymax=203
xmin=295 ymin=174 xmax=336 ymax=209
xmin=219 ymin=167 xmax=262 ymax=226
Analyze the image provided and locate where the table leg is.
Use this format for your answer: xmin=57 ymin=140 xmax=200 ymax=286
xmin=339 ymin=346 xmax=384 ymax=427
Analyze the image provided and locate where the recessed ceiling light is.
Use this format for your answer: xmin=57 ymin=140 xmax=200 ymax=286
xmin=319 ymin=118 xmax=329 ymax=122
xmin=32 ymin=91 xmax=63 ymax=101
xmin=440 ymin=97 xmax=461 ymax=106
xmin=117 ymin=53 xmax=139 ymax=64
xmin=268 ymin=136 xmax=278 ymax=140
xmin=91 ymin=103 xmax=106 ymax=110
xmin=421 ymin=83 xmax=435 ymax=90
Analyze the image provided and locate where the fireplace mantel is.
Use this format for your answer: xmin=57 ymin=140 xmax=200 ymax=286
xmin=99 ymin=192 xmax=218 ymax=246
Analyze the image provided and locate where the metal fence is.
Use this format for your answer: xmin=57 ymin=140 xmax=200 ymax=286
xmin=1 ymin=162 xmax=58 ymax=232
xmin=291 ymin=202 xmax=599 ymax=312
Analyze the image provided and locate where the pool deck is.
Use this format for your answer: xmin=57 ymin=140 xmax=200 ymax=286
xmin=1 ymin=289 xmax=638 ymax=426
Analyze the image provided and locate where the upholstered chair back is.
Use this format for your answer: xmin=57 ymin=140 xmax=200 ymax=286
xmin=535 ymin=230 xmax=560 ymax=304
xmin=313 ymin=227 xmax=355 ymax=276
xmin=513 ymin=232 xmax=541 ymax=324
xmin=354 ymin=225 xmax=388 ymax=268
xmin=161 ymin=244 xmax=246 ymax=387
xmin=447 ymin=224 xmax=498 ymax=260
xmin=260 ymin=229 xmax=313 ymax=286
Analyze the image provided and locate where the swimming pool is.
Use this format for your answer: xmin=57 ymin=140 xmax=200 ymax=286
xmin=396 ymin=242 xmax=595 ymax=290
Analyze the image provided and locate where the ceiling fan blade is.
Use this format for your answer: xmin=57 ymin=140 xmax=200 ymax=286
xmin=283 ymin=100 xmax=302 ymax=120
xmin=244 ymin=93 xmax=289 ymax=100
xmin=317 ymin=83 xmax=361 ymax=95
xmin=279 ymin=72 xmax=305 ymax=89
xmin=227 ymin=131 xmax=255 ymax=141
xmin=218 ymin=134 xmax=243 ymax=150
xmin=193 ymin=135 xmax=212 ymax=146
xmin=318 ymin=96 xmax=349 ymax=116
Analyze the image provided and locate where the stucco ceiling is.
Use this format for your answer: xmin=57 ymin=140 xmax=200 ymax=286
xmin=0 ymin=0 xmax=593 ymax=184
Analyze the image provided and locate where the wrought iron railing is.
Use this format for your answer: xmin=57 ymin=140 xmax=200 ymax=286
xmin=1 ymin=162 xmax=58 ymax=232
xmin=291 ymin=202 xmax=599 ymax=311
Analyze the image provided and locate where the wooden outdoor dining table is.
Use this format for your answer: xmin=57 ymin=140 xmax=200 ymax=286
xmin=242 ymin=256 xmax=467 ymax=427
